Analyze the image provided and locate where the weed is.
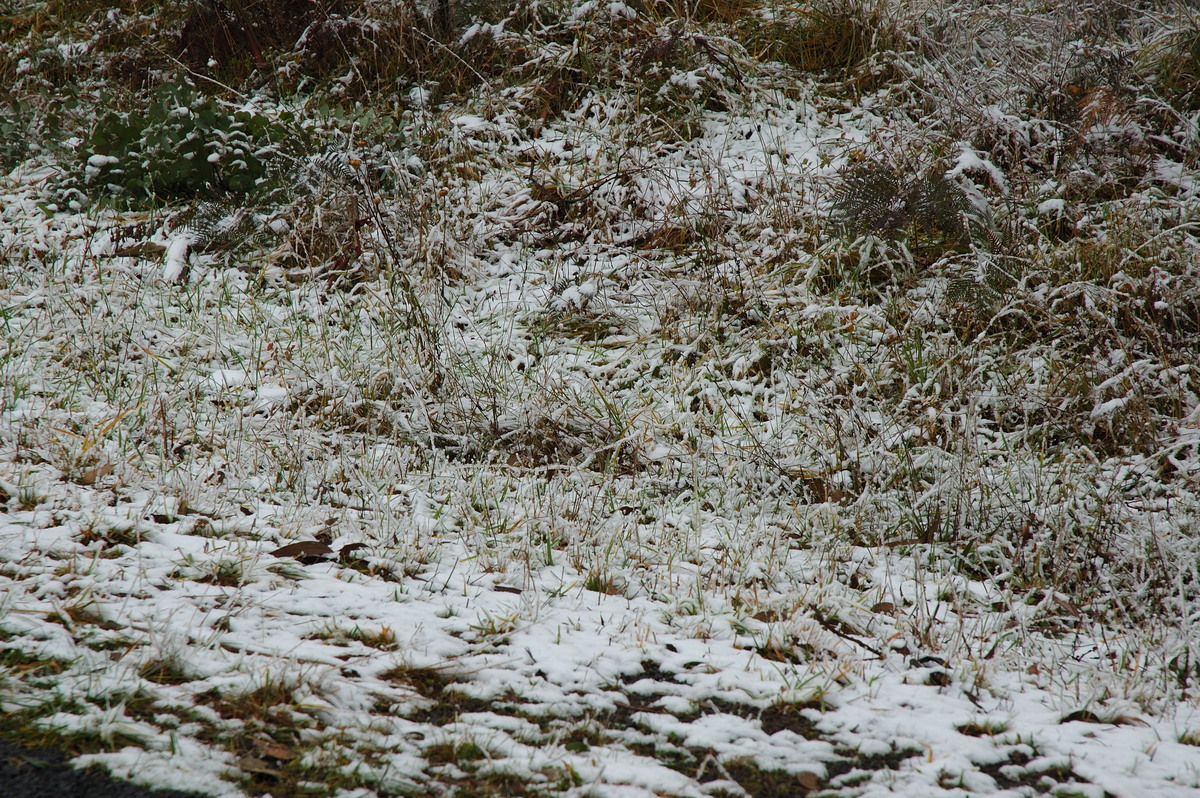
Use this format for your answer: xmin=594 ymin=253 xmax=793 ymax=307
xmin=0 ymin=649 xmax=68 ymax=680
xmin=138 ymin=658 xmax=191 ymax=686
xmin=584 ymin=570 xmax=625 ymax=596
xmin=380 ymin=664 xmax=468 ymax=700
xmin=830 ymin=163 xmax=985 ymax=251
xmin=741 ymin=0 xmax=901 ymax=82
xmin=1143 ymin=15 xmax=1200 ymax=112
xmin=957 ymin=717 xmax=1011 ymax=737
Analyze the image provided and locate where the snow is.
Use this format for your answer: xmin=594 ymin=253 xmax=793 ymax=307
xmin=451 ymin=114 xmax=491 ymax=133
xmin=163 ymin=234 xmax=192 ymax=282
xmin=1037 ymin=198 xmax=1066 ymax=215
xmin=5 ymin=447 xmax=1197 ymax=795
xmin=1091 ymin=396 xmax=1129 ymax=420
xmin=409 ymin=86 xmax=432 ymax=109
xmin=948 ymin=143 xmax=1009 ymax=196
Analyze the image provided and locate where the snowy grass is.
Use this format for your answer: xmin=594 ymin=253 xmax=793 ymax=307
xmin=3 ymin=0 xmax=1200 ymax=796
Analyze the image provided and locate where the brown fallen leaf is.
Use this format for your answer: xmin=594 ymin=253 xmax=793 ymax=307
xmin=113 ymin=241 xmax=167 ymax=258
xmin=270 ymin=541 xmax=334 ymax=559
xmin=1061 ymin=709 xmax=1149 ymax=727
xmin=78 ymin=463 xmax=115 ymax=486
xmin=921 ymin=506 xmax=943 ymax=545
xmin=752 ymin=609 xmax=787 ymax=623
xmin=252 ymin=739 xmax=297 ymax=761
xmin=926 ymin=670 xmax=952 ymax=687
xmin=237 ymin=755 xmax=280 ymax=777
xmin=1052 ymin=595 xmax=1083 ymax=619
xmin=337 ymin=542 xmax=369 ymax=561
xmin=796 ymin=771 xmax=821 ymax=790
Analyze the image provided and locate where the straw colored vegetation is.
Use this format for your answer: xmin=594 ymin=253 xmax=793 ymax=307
xmin=2 ymin=0 xmax=1199 ymax=796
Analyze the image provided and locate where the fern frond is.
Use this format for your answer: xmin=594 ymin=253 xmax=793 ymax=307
xmin=907 ymin=175 xmax=980 ymax=242
xmin=946 ymin=251 xmax=1024 ymax=319
xmin=183 ymin=200 xmax=258 ymax=250
xmin=297 ymin=151 xmax=361 ymax=192
xmin=831 ymin=165 xmax=908 ymax=239
xmin=253 ymin=151 xmax=363 ymax=208
xmin=831 ymin=164 xmax=988 ymax=246
xmin=172 ymin=144 xmax=376 ymax=277
xmin=945 ymin=275 xmax=984 ymax=308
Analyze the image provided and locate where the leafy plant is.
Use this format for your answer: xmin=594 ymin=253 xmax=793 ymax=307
xmin=181 ymin=151 xmax=362 ymax=253
xmin=79 ymin=80 xmax=298 ymax=205
xmin=830 ymin=164 xmax=985 ymax=246
xmin=1143 ymin=14 xmax=1200 ymax=113
xmin=740 ymin=0 xmax=900 ymax=79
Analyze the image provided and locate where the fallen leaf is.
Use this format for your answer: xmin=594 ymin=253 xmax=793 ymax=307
xmin=337 ymin=542 xmax=369 ymax=561
xmin=912 ymin=655 xmax=948 ymax=667
xmin=921 ymin=506 xmax=942 ymax=544
xmin=1052 ymin=595 xmax=1083 ymax=618
xmin=237 ymin=755 xmax=280 ymax=777
xmin=926 ymin=670 xmax=952 ymax=687
xmin=270 ymin=541 xmax=334 ymax=559
xmin=78 ymin=463 xmax=114 ymax=485
xmin=796 ymin=771 xmax=821 ymax=790
xmin=113 ymin=241 xmax=166 ymax=258
xmin=253 ymin=740 xmax=297 ymax=761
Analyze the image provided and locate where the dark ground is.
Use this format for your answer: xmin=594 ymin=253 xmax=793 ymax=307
xmin=0 ymin=738 xmax=207 ymax=798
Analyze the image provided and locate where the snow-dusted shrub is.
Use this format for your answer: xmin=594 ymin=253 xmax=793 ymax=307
xmin=646 ymin=0 xmax=759 ymax=25
xmin=629 ymin=21 xmax=748 ymax=128
xmin=1141 ymin=10 xmax=1200 ymax=113
xmin=739 ymin=0 xmax=903 ymax=81
xmin=80 ymin=80 xmax=295 ymax=204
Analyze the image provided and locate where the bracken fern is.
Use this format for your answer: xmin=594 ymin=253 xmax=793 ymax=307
xmin=830 ymin=163 xmax=985 ymax=245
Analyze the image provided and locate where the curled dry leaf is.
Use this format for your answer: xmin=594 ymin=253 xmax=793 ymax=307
xmin=113 ymin=241 xmax=166 ymax=257
xmin=796 ymin=771 xmax=821 ymax=791
xmin=1052 ymin=595 xmax=1083 ymax=618
xmin=253 ymin=739 xmax=297 ymax=761
xmin=270 ymin=541 xmax=334 ymax=559
xmin=237 ymin=755 xmax=280 ymax=777
xmin=337 ymin=542 xmax=369 ymax=561
xmin=78 ymin=462 xmax=115 ymax=485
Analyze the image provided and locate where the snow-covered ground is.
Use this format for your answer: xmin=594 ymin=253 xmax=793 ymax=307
xmin=2 ymin=1 xmax=1200 ymax=795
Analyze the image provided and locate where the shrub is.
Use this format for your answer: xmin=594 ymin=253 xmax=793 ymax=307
xmin=740 ymin=0 xmax=900 ymax=78
xmin=1143 ymin=15 xmax=1200 ymax=113
xmin=79 ymin=80 xmax=297 ymax=205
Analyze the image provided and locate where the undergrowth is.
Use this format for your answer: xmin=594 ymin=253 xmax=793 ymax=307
xmin=2 ymin=0 xmax=1200 ymax=795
